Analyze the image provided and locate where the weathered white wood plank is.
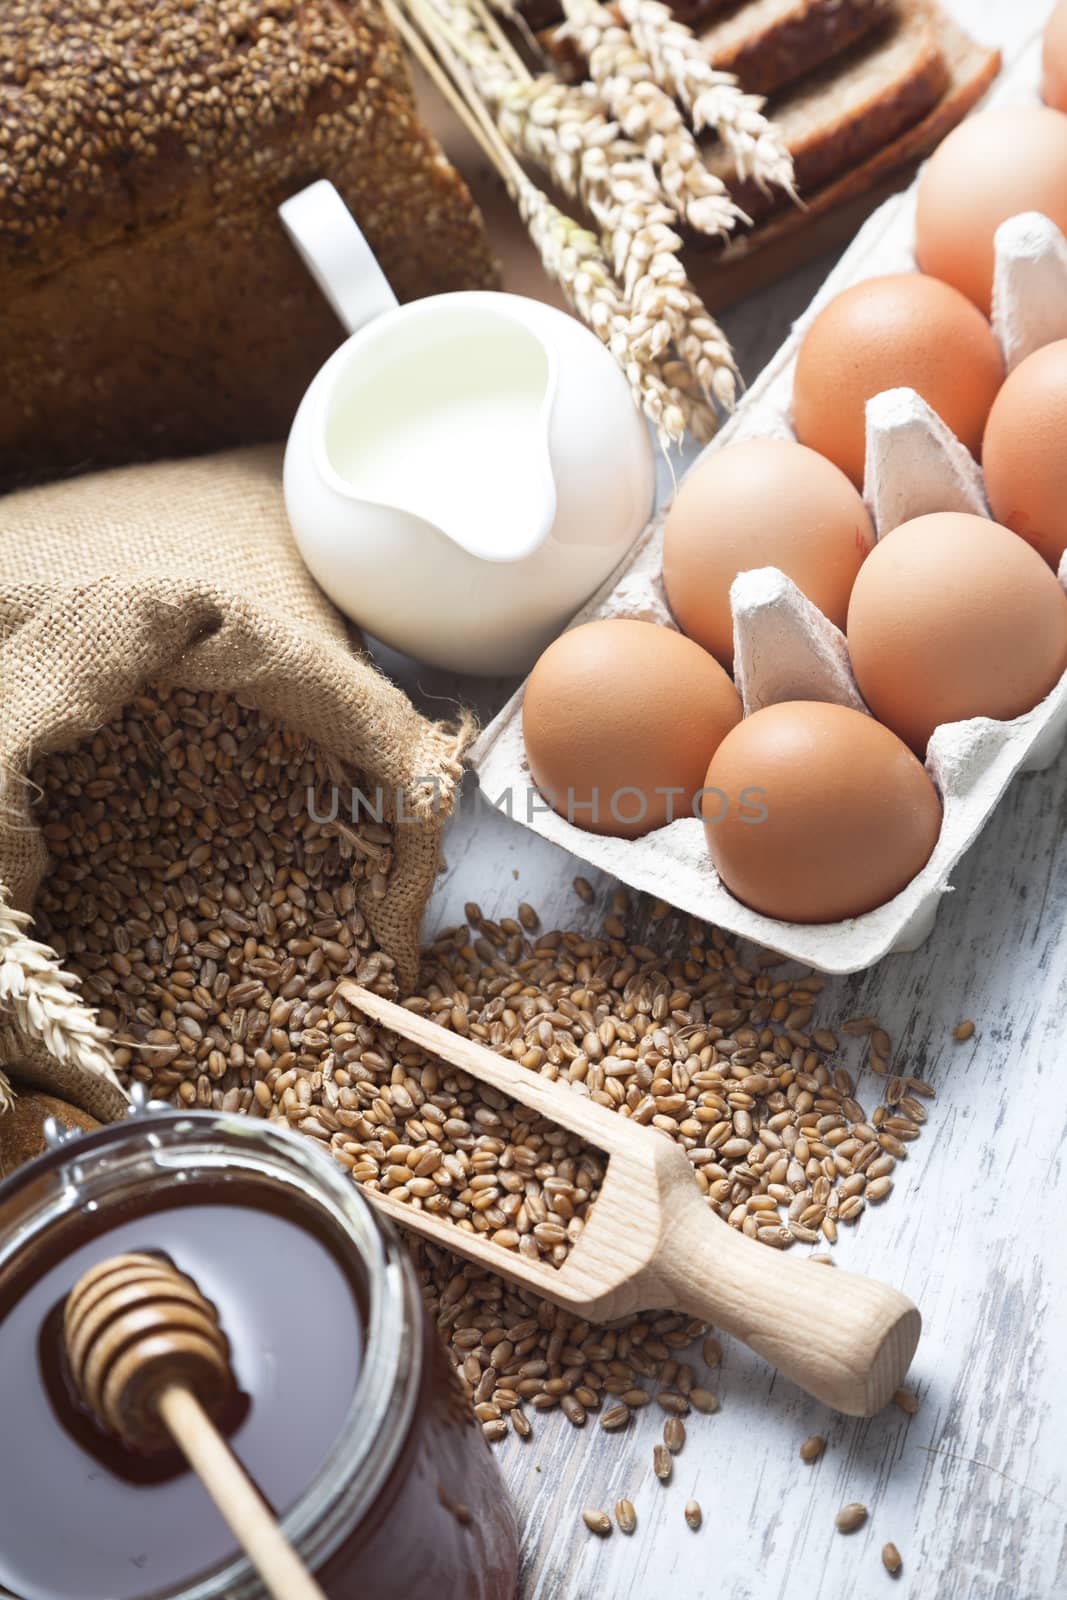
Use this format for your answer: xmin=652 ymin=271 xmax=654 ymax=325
xmin=426 ymin=715 xmax=1067 ymax=1600
xmin=385 ymin=6 xmax=1067 ymax=1595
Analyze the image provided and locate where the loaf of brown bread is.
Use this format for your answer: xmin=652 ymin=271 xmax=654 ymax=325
xmin=0 ymin=0 xmax=497 ymax=489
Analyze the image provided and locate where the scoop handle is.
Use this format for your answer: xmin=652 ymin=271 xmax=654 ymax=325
xmin=653 ymin=1189 xmax=920 ymax=1416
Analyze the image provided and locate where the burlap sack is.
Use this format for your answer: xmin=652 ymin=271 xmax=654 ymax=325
xmin=0 ymin=446 xmax=470 ymax=1122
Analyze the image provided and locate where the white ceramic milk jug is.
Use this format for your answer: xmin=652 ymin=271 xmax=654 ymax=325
xmin=280 ymin=181 xmax=656 ymax=675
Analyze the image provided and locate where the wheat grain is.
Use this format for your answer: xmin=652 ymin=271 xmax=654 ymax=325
xmin=835 ymin=1503 xmax=868 ymax=1533
xmin=663 ymin=1415 xmax=686 ymax=1452
xmin=619 ymin=0 xmax=796 ymax=197
xmin=882 ymin=1541 xmax=903 ymax=1575
xmin=615 ymin=1499 xmax=637 ymax=1534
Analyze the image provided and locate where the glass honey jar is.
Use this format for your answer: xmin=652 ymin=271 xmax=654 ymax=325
xmin=0 ymin=1105 xmax=519 ymax=1600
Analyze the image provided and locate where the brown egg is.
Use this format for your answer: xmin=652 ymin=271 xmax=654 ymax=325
xmin=792 ymin=274 xmax=1003 ymax=486
xmin=915 ymin=106 xmax=1067 ymax=315
xmin=1044 ymin=0 xmax=1067 ymax=112
xmin=702 ymin=701 xmax=941 ymax=924
xmin=662 ymin=439 xmax=874 ymax=668
xmin=847 ymin=512 xmax=1067 ymax=755
xmin=982 ymin=340 xmax=1067 ymax=570
xmin=523 ymin=618 xmax=741 ymax=838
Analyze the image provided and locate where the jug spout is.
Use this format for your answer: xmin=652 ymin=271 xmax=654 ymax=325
xmin=426 ymin=450 xmax=558 ymax=566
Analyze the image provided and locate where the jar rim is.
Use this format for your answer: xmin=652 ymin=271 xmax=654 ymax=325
xmin=0 ymin=1107 xmax=421 ymax=1600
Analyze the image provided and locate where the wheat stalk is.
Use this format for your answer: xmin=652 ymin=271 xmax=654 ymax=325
xmin=404 ymin=0 xmax=729 ymax=431
xmin=560 ymin=0 xmax=742 ymax=237
xmin=0 ymin=894 xmax=120 ymax=1090
xmin=394 ymin=0 xmax=716 ymax=443
xmin=618 ymin=0 xmax=797 ymax=196
xmin=521 ymin=183 xmax=712 ymax=446
xmin=473 ymin=70 xmax=737 ymax=407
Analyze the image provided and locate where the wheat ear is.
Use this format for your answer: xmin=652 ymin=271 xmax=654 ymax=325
xmin=477 ymin=73 xmax=737 ymax=409
xmin=561 ymin=0 xmax=743 ymax=237
xmin=0 ymin=895 xmax=119 ymax=1088
xmin=618 ymin=0 xmax=797 ymax=196
xmin=521 ymin=183 xmax=712 ymax=447
xmin=394 ymin=0 xmax=711 ymax=444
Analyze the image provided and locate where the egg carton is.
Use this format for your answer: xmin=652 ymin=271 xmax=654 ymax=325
xmin=472 ymin=33 xmax=1067 ymax=974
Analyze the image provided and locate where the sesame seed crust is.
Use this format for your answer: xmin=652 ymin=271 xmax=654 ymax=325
xmin=0 ymin=0 xmax=492 ymax=285
xmin=0 ymin=0 xmax=497 ymax=484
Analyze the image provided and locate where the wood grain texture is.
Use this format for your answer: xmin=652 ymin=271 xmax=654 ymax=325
xmin=386 ymin=5 xmax=1064 ymax=1594
xmin=421 ymin=698 xmax=1067 ymax=1600
xmin=341 ymin=984 xmax=919 ymax=1411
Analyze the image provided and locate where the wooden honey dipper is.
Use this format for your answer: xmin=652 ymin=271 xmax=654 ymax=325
xmin=339 ymin=982 xmax=922 ymax=1417
xmin=64 ymin=1252 xmax=327 ymax=1600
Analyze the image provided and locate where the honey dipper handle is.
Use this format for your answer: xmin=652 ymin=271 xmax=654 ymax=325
xmin=156 ymin=1386 xmax=328 ymax=1600
xmin=652 ymin=1189 xmax=921 ymax=1417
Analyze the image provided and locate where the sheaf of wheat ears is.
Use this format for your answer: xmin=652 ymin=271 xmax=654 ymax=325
xmin=559 ymin=0 xmax=745 ymax=238
xmin=618 ymin=0 xmax=797 ymax=197
xmin=0 ymin=892 xmax=119 ymax=1096
xmin=433 ymin=1 xmax=737 ymax=411
xmin=410 ymin=0 xmax=727 ymax=424
xmin=488 ymin=38 xmax=737 ymax=404
xmin=522 ymin=184 xmax=712 ymax=447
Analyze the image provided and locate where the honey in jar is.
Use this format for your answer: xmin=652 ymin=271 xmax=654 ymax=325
xmin=0 ymin=1108 xmax=518 ymax=1600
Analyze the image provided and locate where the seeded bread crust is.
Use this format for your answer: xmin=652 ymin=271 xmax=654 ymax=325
xmin=0 ymin=0 xmax=496 ymax=485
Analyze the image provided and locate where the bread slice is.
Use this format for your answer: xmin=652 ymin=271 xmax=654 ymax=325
xmin=525 ymin=0 xmax=733 ymax=32
xmin=541 ymin=0 xmax=893 ymax=95
xmin=700 ymin=0 xmax=895 ymax=96
xmin=688 ymin=2 xmax=1000 ymax=309
xmin=705 ymin=1 xmax=949 ymax=223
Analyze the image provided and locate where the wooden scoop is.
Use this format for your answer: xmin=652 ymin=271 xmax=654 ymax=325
xmin=64 ymin=1253 xmax=326 ymax=1600
xmin=339 ymin=982 xmax=921 ymax=1417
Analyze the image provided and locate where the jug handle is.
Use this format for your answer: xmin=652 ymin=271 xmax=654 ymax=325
xmin=278 ymin=180 xmax=399 ymax=337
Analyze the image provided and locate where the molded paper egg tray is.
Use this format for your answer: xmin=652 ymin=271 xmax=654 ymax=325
xmin=473 ymin=34 xmax=1067 ymax=974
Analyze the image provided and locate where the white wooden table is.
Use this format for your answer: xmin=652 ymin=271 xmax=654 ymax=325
xmin=398 ymin=6 xmax=1067 ymax=1593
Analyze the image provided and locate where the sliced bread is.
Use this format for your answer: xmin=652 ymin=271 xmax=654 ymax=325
xmin=705 ymin=0 xmax=949 ymax=223
xmin=700 ymin=0 xmax=895 ymax=96
xmin=689 ymin=2 xmax=1000 ymax=309
xmin=525 ymin=0 xmax=734 ymax=31
xmin=541 ymin=0 xmax=894 ymax=94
